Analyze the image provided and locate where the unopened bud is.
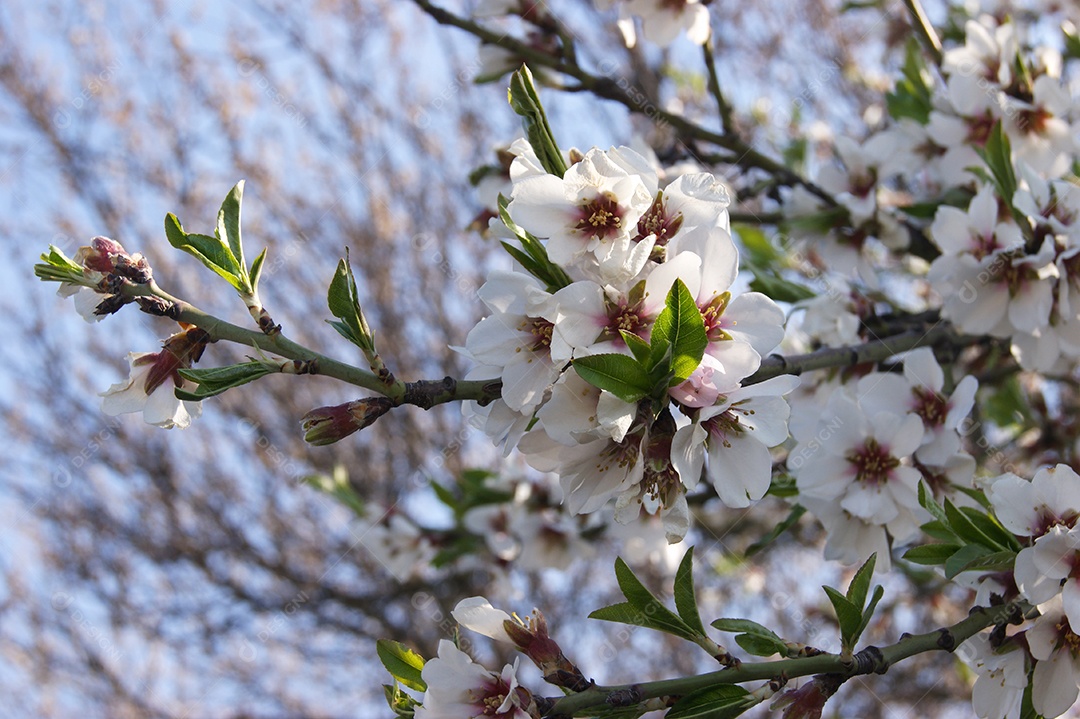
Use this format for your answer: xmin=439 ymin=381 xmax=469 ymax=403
xmin=301 ymin=397 xmax=393 ymax=445
xmin=76 ymin=236 xmax=128 ymax=273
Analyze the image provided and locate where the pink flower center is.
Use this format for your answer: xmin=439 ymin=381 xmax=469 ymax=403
xmin=911 ymin=387 xmax=949 ymax=428
xmin=845 ymin=438 xmax=899 ymax=486
xmin=521 ymin=317 xmax=554 ymax=352
xmin=634 ymin=191 xmax=683 ymax=246
xmin=575 ymin=191 xmax=625 ymax=241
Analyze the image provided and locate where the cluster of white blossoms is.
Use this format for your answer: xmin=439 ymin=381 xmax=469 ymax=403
xmin=956 ymin=464 xmax=1080 ymax=719
xmin=787 ymin=348 xmax=977 ymax=573
xmin=782 ymin=14 xmax=1080 ymax=370
xmin=460 ymin=142 xmax=793 ymax=542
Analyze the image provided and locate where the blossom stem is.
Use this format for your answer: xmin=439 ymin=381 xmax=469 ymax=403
xmin=546 ymin=602 xmax=1021 ymax=717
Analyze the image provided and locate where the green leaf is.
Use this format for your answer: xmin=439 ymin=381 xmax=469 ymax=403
xmin=846 ymin=553 xmax=876 ymax=609
xmin=649 ymin=279 xmax=707 ymax=384
xmin=885 ymin=39 xmax=933 ymax=124
xmin=712 ymin=618 xmax=787 ymax=658
xmin=747 ymin=272 xmax=816 ymax=303
xmin=304 ymin=466 xmax=366 ymax=517
xmin=588 ymin=602 xmax=695 ymax=640
xmin=507 ymin=65 xmax=567 ymax=177
xmin=175 ymin=361 xmax=276 ymax=400
xmin=822 ymin=585 xmax=862 ymax=651
xmin=745 ymin=504 xmax=805 ymax=557
xmin=217 ymin=180 xmax=246 ymax=271
xmin=673 ymin=547 xmax=706 ymax=637
xmin=952 ymin=549 xmax=1017 ymax=575
xmin=248 ymin=247 xmax=267 ymax=294
xmin=960 ymin=505 xmax=1021 ymax=551
xmin=573 ymin=353 xmax=654 ymax=403
xmin=984 ymin=375 xmax=1032 ymax=431
xmin=945 ymin=498 xmax=1005 ymax=550
xmin=497 ymin=195 xmax=571 ymax=291
xmin=902 ymin=543 xmax=962 ymax=566
xmin=589 ymin=558 xmax=698 ymax=642
xmin=854 ymin=585 xmax=885 ymax=645
xmin=734 ymin=224 xmax=779 ymax=267
xmin=944 ymin=543 xmax=995 ymax=580
xmin=376 ymin=639 xmax=427 ymax=692
xmin=917 ymin=481 xmax=950 ymax=526
xmin=666 ymin=685 xmax=753 ymax=719
xmin=734 ymin=633 xmax=787 ymax=657
xmin=621 ymin=330 xmax=653 ymax=365
xmin=327 ymin=251 xmax=373 ymax=351
xmin=164 ymin=213 xmax=248 ymax=293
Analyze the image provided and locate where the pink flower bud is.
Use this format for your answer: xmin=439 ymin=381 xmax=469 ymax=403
xmin=301 ymin=397 xmax=393 ymax=445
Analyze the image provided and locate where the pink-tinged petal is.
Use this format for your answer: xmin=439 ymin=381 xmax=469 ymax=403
xmin=708 ymin=433 xmax=772 ymax=507
xmin=644 ymin=250 xmax=702 ymax=314
xmin=737 ymin=394 xmax=792 ymax=447
xmin=499 ymin=352 xmax=557 ymax=411
xmin=465 ymin=315 xmax=529 ymax=361
xmin=1032 ymin=527 xmax=1079 ymax=580
xmin=945 ymin=375 xmax=978 ymax=430
xmin=1015 ymin=546 xmax=1062 ymax=606
xmin=478 ymin=271 xmax=540 ymax=315
xmin=986 ymin=474 xmax=1040 ymax=535
xmin=720 ymin=292 xmax=785 ymax=355
xmin=840 ymin=484 xmax=898 ymax=524
xmin=930 ymin=206 xmax=974 ymax=255
xmin=1008 ymin=280 xmax=1054 ymax=330
xmin=703 ymin=340 xmax=761 ymax=390
xmin=671 ymin=423 xmax=707 ymax=489
xmin=795 ymin=453 xmax=853 ymax=498
xmin=694 ymin=228 xmax=739 ymax=300
xmin=856 ymin=372 xmax=911 ymax=419
xmin=901 ymin=347 xmax=944 ymax=391
xmin=143 ymin=385 xmax=197 ymax=429
xmin=968 ymin=185 xmax=999 ymax=239
xmin=1036 ymin=465 xmax=1080 ymax=520
xmin=1031 ymin=650 xmax=1080 ymax=719
xmin=508 ymin=174 xmax=574 ymax=236
xmin=669 ymin=353 xmax=726 ymax=408
xmin=451 ymin=597 xmax=514 ymax=644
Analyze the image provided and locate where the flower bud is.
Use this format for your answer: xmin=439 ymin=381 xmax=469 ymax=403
xmin=301 ymin=397 xmax=393 ymax=445
xmin=76 ymin=236 xmax=129 ymax=273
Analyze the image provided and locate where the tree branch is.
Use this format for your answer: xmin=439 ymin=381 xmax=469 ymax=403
xmin=546 ymin=602 xmax=1022 ymax=717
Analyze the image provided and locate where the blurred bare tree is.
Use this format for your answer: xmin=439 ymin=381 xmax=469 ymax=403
xmin=0 ymin=1 xmax=985 ymax=717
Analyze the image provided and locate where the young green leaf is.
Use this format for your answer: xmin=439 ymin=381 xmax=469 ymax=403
xmin=822 ymin=585 xmax=862 ymax=651
xmin=846 ymin=553 xmax=876 ymax=609
xmin=507 ymin=65 xmax=567 ymax=177
xmin=589 ymin=557 xmax=699 ymax=642
xmin=216 ymin=180 xmax=246 ymax=271
xmin=165 ymin=213 xmax=249 ymax=293
xmin=745 ymin=504 xmax=806 ymax=557
xmin=666 ymin=685 xmax=754 ymax=719
xmin=944 ymin=543 xmax=996 ymax=580
xmin=573 ymin=353 xmax=654 ymax=403
xmin=649 ymin=279 xmax=707 ymax=384
xmin=621 ymin=330 xmax=653 ymax=365
xmin=711 ymin=618 xmax=787 ymax=658
xmin=376 ymin=639 xmax=427 ymax=692
xmin=902 ymin=543 xmax=962 ymax=566
xmin=176 ymin=361 xmax=277 ymax=400
xmin=673 ymin=547 xmax=706 ymax=637
xmin=327 ymin=251 xmax=374 ymax=351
